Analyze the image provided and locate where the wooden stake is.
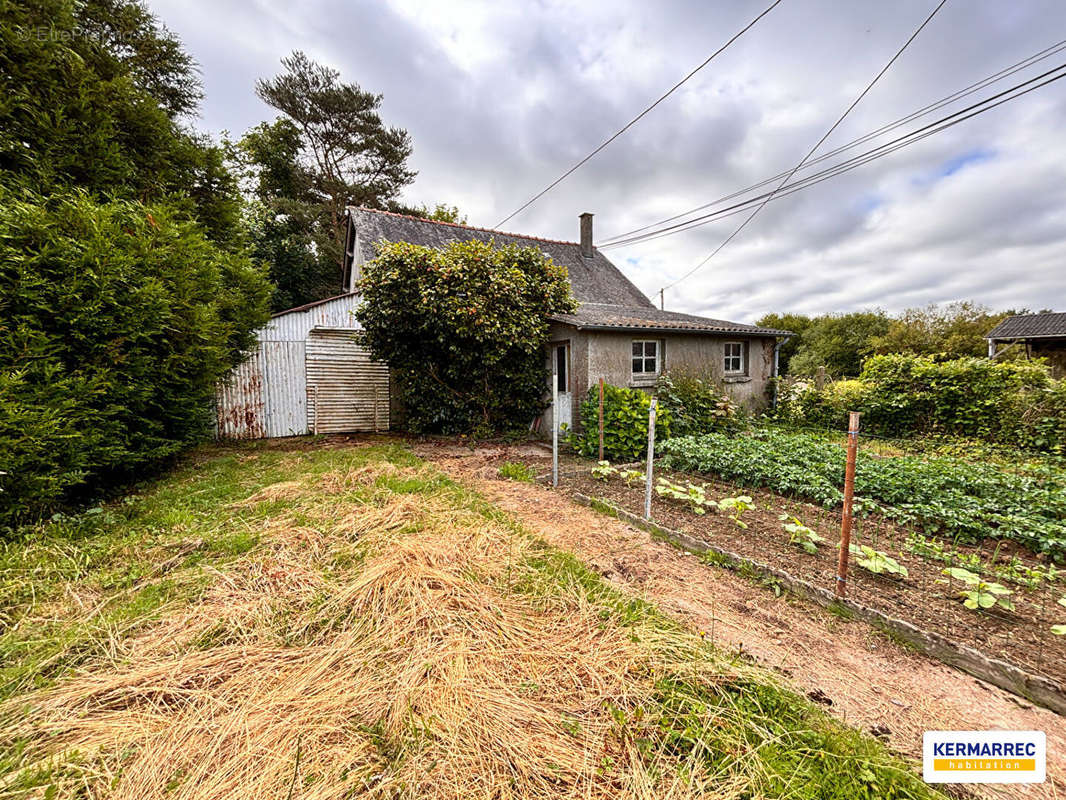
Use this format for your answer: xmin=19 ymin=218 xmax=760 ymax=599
xmin=835 ymin=411 xmax=861 ymax=598
xmin=644 ymin=396 xmax=657 ymax=520
xmin=598 ymin=378 xmax=605 ymax=462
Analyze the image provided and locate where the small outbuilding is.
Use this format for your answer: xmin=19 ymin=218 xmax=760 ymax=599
xmin=986 ymin=312 xmax=1066 ymax=378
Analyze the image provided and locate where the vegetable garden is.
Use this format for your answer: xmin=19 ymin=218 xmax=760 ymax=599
xmin=558 ymin=423 xmax=1066 ymax=691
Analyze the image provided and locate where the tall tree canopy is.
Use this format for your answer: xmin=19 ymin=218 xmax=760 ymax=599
xmin=1 ymin=0 xmax=240 ymax=242
xmin=255 ymin=51 xmax=415 ymax=269
xmin=868 ymin=302 xmax=1017 ymax=359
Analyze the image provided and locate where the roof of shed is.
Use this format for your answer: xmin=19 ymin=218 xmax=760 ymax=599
xmin=986 ymin=312 xmax=1066 ymax=340
xmin=347 ymin=207 xmax=653 ymax=308
xmin=551 ymin=303 xmax=791 ymax=336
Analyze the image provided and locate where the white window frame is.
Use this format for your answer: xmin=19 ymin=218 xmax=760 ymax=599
xmin=723 ymin=341 xmax=746 ymax=375
xmin=632 ymin=339 xmax=660 ymax=378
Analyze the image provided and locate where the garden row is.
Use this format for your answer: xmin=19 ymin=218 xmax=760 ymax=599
xmin=657 ymin=428 xmax=1066 ymax=560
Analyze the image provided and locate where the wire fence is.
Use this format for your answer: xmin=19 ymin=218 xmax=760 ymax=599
xmin=547 ymin=404 xmax=1066 ymax=686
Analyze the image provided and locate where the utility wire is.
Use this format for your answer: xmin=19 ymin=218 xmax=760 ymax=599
xmin=661 ymin=0 xmax=948 ymax=293
xmin=493 ymin=0 xmax=786 ymax=229
xmin=597 ymin=36 xmax=1066 ymax=246
xmin=601 ymin=61 xmax=1066 ymax=249
xmin=608 ymin=66 xmax=1066 ymax=240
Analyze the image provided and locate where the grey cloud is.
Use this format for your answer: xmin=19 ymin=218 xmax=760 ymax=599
xmin=148 ymin=0 xmax=1066 ymax=321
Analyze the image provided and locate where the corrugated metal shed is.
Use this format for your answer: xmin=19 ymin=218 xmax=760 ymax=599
xmin=216 ymin=293 xmax=388 ymax=439
xmin=306 ymin=330 xmax=389 ymax=433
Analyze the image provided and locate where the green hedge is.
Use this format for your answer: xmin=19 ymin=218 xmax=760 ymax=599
xmin=776 ymin=354 xmax=1066 ymax=452
xmin=0 ymin=191 xmax=271 ymax=527
xmin=570 ymin=384 xmax=672 ymax=462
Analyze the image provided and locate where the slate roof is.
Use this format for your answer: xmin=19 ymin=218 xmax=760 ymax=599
xmin=347 ymin=207 xmax=652 ymax=308
xmin=987 ymin=312 xmax=1066 ymax=340
xmin=345 ymin=207 xmax=789 ymax=337
xmin=551 ymin=303 xmax=791 ymax=336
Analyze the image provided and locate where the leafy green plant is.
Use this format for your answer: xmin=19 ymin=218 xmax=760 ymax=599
xmin=659 ymin=428 xmax=1066 ymax=560
xmin=619 ymin=469 xmax=645 ymax=486
xmin=591 ymin=461 xmax=616 ymax=481
xmin=570 ymin=384 xmax=673 ymax=462
xmin=655 ymin=478 xmax=718 ymax=515
xmin=942 ymin=567 xmax=1014 ymax=611
xmin=357 ymin=238 xmax=576 ymax=435
xmin=779 ymin=514 xmax=824 ymax=554
xmin=498 ymin=462 xmax=535 ymax=482
xmin=655 ymin=371 xmax=742 ymax=436
xmin=718 ymin=496 xmax=754 ymax=529
xmin=849 ymin=545 xmax=909 ymax=578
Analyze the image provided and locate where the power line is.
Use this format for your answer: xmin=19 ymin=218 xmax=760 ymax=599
xmin=661 ymin=0 xmax=949 ymax=293
xmin=612 ymin=66 xmax=1066 ymax=239
xmin=492 ymin=0 xmax=786 ymax=229
xmin=600 ymin=60 xmax=1066 ymax=249
xmin=597 ymin=36 xmax=1066 ymax=247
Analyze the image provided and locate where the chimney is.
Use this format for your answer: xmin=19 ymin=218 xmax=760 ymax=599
xmin=579 ymin=212 xmax=594 ymax=259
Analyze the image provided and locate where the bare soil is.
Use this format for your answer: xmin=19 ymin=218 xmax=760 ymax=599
xmin=567 ymin=465 xmax=1066 ymax=686
xmin=417 ymin=442 xmax=1066 ymax=800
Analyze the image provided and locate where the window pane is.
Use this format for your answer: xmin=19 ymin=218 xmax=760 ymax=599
xmin=646 ymin=357 xmax=657 ymax=374
xmin=632 ymin=358 xmax=643 ymax=373
xmin=646 ymin=341 xmax=657 ymax=358
xmin=632 ymin=341 xmax=643 ymax=357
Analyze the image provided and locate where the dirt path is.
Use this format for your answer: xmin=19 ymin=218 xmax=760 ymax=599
xmin=418 ymin=443 xmax=1066 ymax=800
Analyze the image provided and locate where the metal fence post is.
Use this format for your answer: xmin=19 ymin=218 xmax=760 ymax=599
xmin=835 ymin=410 xmax=861 ymax=598
xmin=552 ymin=357 xmax=559 ymax=488
xmin=644 ymin=396 xmax=657 ymax=520
xmin=598 ymin=378 xmax=605 ymax=462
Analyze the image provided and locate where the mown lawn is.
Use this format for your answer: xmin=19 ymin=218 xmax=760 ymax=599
xmin=0 ymin=438 xmax=947 ymax=799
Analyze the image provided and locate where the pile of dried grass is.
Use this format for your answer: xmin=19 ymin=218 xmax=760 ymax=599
xmin=2 ymin=462 xmax=731 ymax=799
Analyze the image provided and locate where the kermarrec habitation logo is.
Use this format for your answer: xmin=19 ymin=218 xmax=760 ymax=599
xmin=923 ymin=731 xmax=1046 ymax=784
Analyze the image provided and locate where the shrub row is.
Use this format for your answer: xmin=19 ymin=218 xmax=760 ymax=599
xmin=776 ymin=354 xmax=1066 ymax=452
xmin=0 ymin=191 xmax=271 ymax=528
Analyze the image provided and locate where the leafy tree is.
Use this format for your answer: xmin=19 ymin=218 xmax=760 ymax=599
xmin=255 ymin=51 xmax=416 ymax=270
xmin=0 ymin=0 xmax=241 ymax=243
xmin=357 ymin=240 xmax=576 ymax=434
xmin=789 ymin=311 xmax=891 ymax=377
xmin=755 ymin=312 xmax=811 ymax=375
xmin=0 ymin=191 xmax=271 ymax=526
xmin=229 ymin=119 xmax=334 ymax=310
xmin=868 ymin=301 xmax=1017 ymax=359
xmin=390 ymin=202 xmax=468 ymax=224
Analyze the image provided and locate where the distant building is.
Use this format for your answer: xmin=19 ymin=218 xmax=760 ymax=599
xmin=986 ymin=312 xmax=1066 ymax=378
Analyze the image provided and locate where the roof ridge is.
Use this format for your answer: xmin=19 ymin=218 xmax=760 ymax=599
xmin=348 ymin=206 xmax=581 ymax=247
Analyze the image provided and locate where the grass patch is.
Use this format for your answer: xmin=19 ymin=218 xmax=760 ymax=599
xmin=498 ymin=461 xmax=536 ymax=482
xmin=0 ymin=439 xmax=945 ymax=799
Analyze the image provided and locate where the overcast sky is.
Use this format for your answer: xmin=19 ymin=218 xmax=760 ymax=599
xmin=148 ymin=0 xmax=1066 ymax=323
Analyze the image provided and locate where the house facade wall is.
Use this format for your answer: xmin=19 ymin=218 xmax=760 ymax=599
xmin=543 ymin=323 xmax=776 ymax=433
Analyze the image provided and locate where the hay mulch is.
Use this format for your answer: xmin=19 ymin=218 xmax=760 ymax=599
xmin=2 ymin=462 xmax=733 ymax=800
